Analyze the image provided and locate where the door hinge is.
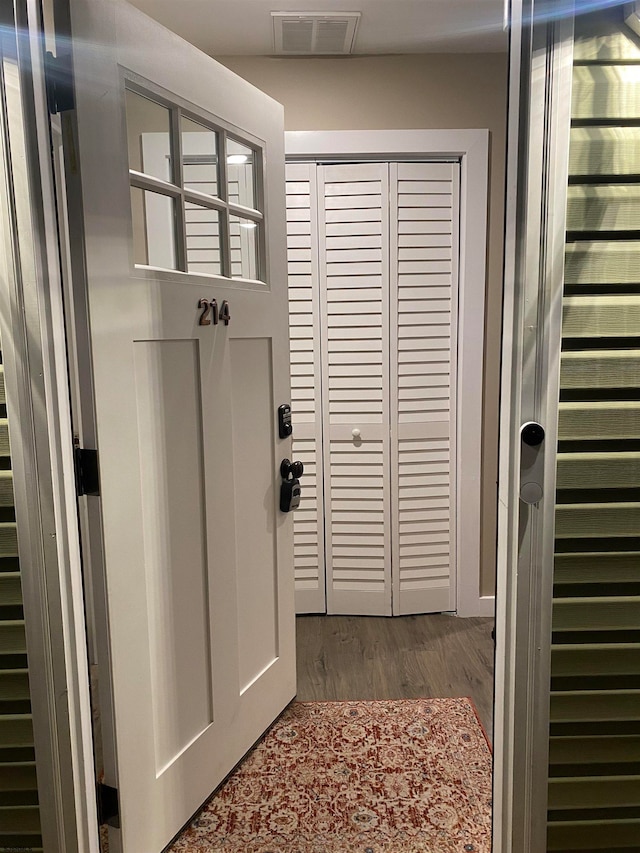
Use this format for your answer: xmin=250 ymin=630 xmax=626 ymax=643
xmin=97 ymin=782 xmax=120 ymax=828
xmin=45 ymin=51 xmax=74 ymax=114
xmin=74 ymin=445 xmax=100 ymax=496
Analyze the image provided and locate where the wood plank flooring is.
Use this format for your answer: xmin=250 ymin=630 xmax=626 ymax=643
xmin=296 ymin=614 xmax=495 ymax=738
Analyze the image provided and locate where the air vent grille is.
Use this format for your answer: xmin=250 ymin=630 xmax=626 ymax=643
xmin=272 ymin=12 xmax=361 ymax=55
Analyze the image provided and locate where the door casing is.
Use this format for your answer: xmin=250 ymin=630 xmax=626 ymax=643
xmin=0 ymin=0 xmax=98 ymax=850
xmin=493 ymin=2 xmax=575 ymax=850
xmin=5 ymin=0 xmax=573 ymax=848
xmin=286 ymin=130 xmax=491 ymax=618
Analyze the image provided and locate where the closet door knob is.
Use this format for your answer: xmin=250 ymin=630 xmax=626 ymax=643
xmin=352 ymin=428 xmax=361 ymax=439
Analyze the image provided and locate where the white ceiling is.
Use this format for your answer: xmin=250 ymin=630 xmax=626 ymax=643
xmin=129 ymin=0 xmax=508 ymax=56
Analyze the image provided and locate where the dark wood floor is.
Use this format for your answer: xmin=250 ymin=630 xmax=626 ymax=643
xmin=296 ymin=613 xmax=495 ymax=738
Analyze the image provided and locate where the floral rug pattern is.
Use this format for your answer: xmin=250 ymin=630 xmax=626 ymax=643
xmin=168 ymin=698 xmax=492 ymax=853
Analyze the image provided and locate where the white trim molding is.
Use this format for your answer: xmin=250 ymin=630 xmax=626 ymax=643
xmin=494 ymin=4 xmax=574 ymax=850
xmin=285 ymin=130 xmax=492 ymax=618
xmin=0 ymin=1 xmax=98 ymax=849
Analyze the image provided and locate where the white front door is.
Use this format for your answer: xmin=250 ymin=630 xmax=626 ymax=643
xmin=66 ymin=1 xmax=295 ymax=850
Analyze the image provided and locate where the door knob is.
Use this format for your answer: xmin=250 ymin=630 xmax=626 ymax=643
xmin=352 ymin=428 xmax=361 ymax=438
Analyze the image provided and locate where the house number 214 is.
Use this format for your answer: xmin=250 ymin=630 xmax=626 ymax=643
xmin=198 ymin=298 xmax=230 ymax=327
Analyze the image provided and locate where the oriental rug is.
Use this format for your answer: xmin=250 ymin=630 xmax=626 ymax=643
xmin=168 ymin=697 xmax=492 ymax=853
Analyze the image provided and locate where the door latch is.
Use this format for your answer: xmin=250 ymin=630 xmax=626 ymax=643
xmin=74 ymin=440 xmax=100 ymax=496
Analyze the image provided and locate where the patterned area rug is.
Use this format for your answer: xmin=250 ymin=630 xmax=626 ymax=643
xmin=168 ymin=698 xmax=492 ymax=853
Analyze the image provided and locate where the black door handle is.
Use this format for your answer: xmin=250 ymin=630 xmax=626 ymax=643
xmin=280 ymin=458 xmax=304 ymax=479
xmin=280 ymin=459 xmax=303 ymax=512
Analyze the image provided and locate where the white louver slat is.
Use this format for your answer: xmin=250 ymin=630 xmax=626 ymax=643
xmin=390 ymin=162 xmax=458 ymax=615
xmin=319 ymin=163 xmax=392 ymax=615
xmin=286 ymin=163 xmax=326 ymax=612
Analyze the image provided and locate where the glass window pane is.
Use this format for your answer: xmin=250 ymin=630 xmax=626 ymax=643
xmin=130 ymin=187 xmax=178 ymax=269
xmin=185 ymin=203 xmax=222 ymax=276
xmin=226 ymin=139 xmax=257 ymax=210
xmin=125 ymin=90 xmax=173 ymax=182
xmin=181 ymin=117 xmax=219 ymax=198
xmin=229 ymin=215 xmax=260 ymax=281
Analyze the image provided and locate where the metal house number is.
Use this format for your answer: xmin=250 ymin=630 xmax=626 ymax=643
xmin=198 ymin=298 xmax=230 ymax=327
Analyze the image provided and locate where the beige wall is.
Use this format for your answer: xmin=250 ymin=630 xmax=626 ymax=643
xmin=217 ymin=53 xmax=508 ymax=598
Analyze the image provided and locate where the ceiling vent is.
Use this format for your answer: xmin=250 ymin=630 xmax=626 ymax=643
xmin=272 ymin=12 xmax=361 ymax=55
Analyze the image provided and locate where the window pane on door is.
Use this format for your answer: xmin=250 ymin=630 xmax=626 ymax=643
xmin=125 ymin=90 xmax=173 ymax=182
xmin=181 ymin=117 xmax=219 ymax=198
xmin=185 ymin=203 xmax=222 ymax=276
xmin=229 ymin=215 xmax=259 ymax=281
xmin=130 ymin=187 xmax=178 ymax=269
xmin=227 ymin=139 xmax=256 ymax=210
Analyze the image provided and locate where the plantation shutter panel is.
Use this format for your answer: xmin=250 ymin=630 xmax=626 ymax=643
xmin=547 ymin=11 xmax=640 ymax=852
xmin=390 ymin=162 xmax=459 ymax=615
xmin=286 ymin=163 xmax=326 ymax=613
xmin=319 ymin=163 xmax=392 ymax=616
xmin=0 ymin=347 xmax=41 ymax=851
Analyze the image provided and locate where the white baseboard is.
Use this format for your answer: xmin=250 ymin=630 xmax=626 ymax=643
xmin=457 ymin=594 xmax=495 ymax=618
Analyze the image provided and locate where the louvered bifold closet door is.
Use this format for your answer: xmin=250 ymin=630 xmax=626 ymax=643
xmin=547 ymin=11 xmax=640 ymax=852
xmin=286 ymin=163 xmax=326 ymax=613
xmin=0 ymin=347 xmax=41 ymax=851
xmin=319 ymin=164 xmax=392 ymax=615
xmin=389 ymin=163 xmax=459 ymax=615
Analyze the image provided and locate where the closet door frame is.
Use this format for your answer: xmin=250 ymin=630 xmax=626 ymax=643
xmin=286 ymin=130 xmax=490 ymax=618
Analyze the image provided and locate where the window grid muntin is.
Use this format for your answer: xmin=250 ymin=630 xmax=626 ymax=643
xmin=125 ymin=82 xmax=265 ymax=282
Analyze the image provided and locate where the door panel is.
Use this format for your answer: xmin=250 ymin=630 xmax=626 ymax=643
xmin=67 ymin=2 xmax=294 ymax=850
xmin=229 ymin=336 xmax=280 ymax=692
xmin=319 ymin=163 xmax=392 ymax=616
xmin=285 ymin=163 xmax=326 ymax=613
xmin=390 ymin=162 xmax=459 ymax=615
xmin=548 ymin=15 xmax=640 ymax=846
xmin=287 ymin=160 xmax=461 ymax=617
xmin=133 ymin=338 xmax=213 ymax=772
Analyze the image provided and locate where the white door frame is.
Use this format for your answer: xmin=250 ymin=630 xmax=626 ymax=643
xmin=7 ymin=2 xmax=566 ymax=846
xmin=0 ymin=0 xmax=98 ymax=850
xmin=285 ymin=129 xmax=491 ymax=618
xmin=493 ymin=2 xmax=574 ymax=850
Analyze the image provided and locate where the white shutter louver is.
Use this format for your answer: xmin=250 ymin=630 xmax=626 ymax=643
xmin=547 ymin=13 xmax=640 ymax=851
xmin=319 ymin=163 xmax=392 ymax=615
xmin=286 ymin=163 xmax=326 ymax=612
xmin=390 ymin=163 xmax=458 ymax=615
xmin=0 ymin=348 xmax=41 ymax=851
